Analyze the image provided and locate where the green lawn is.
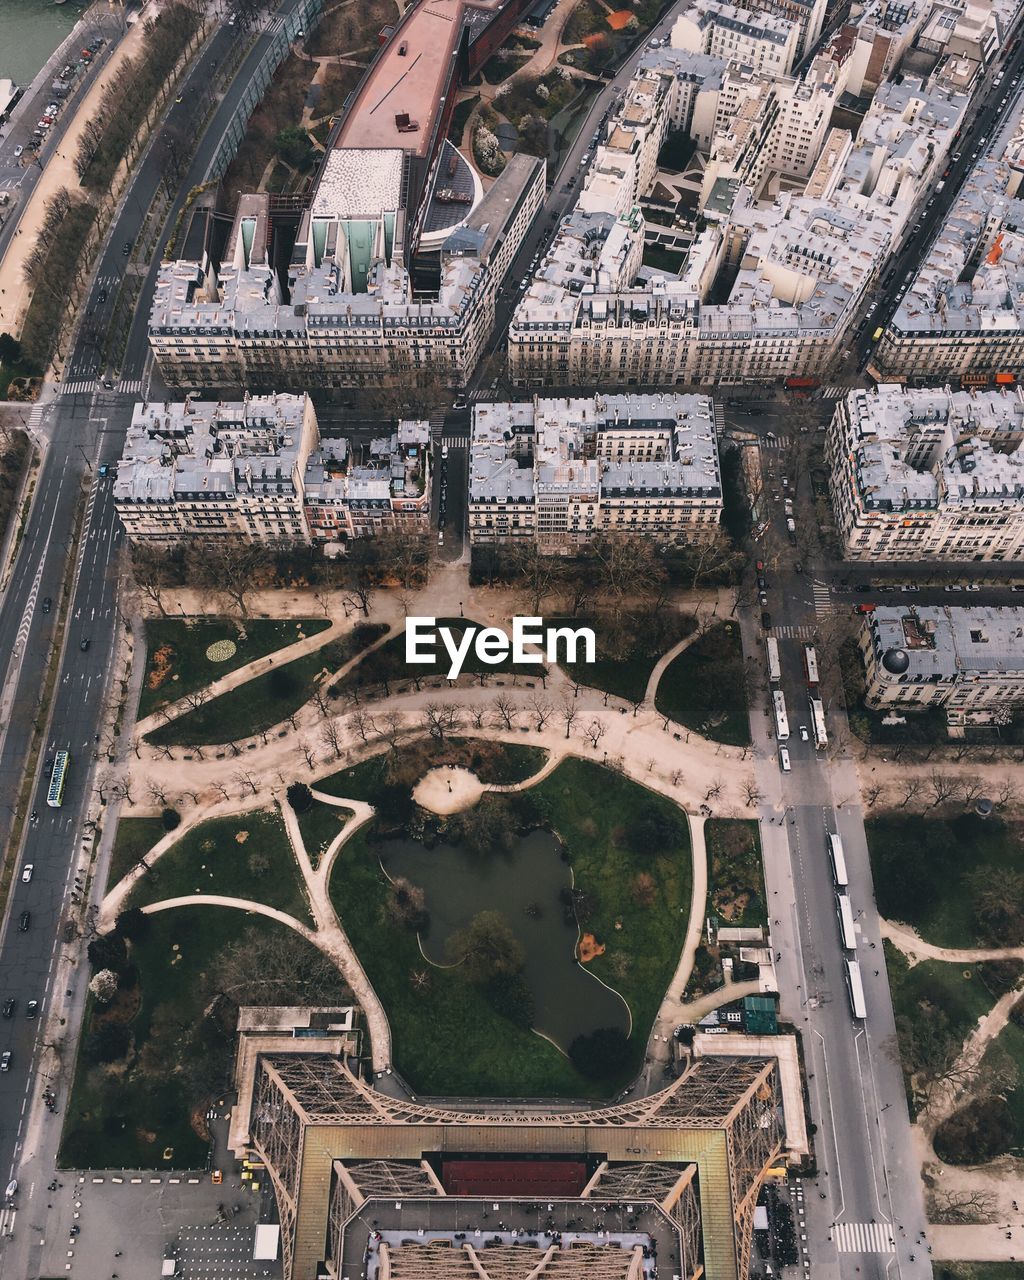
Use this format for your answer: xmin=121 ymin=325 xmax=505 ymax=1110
xmin=127 ymin=809 xmax=312 ymax=924
xmin=982 ymin=1013 xmax=1024 ymax=1153
xmin=705 ymin=819 xmax=767 ymax=929
xmin=432 ymin=739 xmax=547 ymax=784
xmin=60 ymin=907 xmax=343 ymax=1171
xmin=108 ymin=817 xmax=167 ymax=890
xmin=145 ymin=623 xmax=388 ymax=746
xmin=867 ymin=814 xmax=1024 ymax=948
xmin=337 ymin=618 xmax=545 ymax=695
xmin=296 ymin=800 xmax=352 ymax=870
xmin=139 ymin=618 xmax=331 ymax=718
xmin=655 ymin=622 xmax=750 ymax=745
xmin=326 ymin=758 xmax=691 ymax=1097
xmin=885 ymin=942 xmax=994 ymax=1113
xmin=552 ymin=613 xmax=696 ymax=704
xmin=316 ymin=753 xmax=398 ymax=804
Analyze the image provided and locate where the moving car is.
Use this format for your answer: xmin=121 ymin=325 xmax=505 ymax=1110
xmin=42 ymin=597 xmax=51 ymax=613
xmin=0 ymin=1053 xmax=10 ymax=1073
xmin=13 ymin=145 xmax=22 ymax=157
xmin=18 ymin=912 xmax=30 ymax=932
xmin=80 ymin=637 xmax=90 ymax=651
xmin=26 ymin=1001 xmax=38 ymax=1019
xmin=2 ymin=1000 xmax=14 ymax=1020
xmin=97 ymin=287 xmax=107 ymax=303
xmin=799 ymin=725 xmax=809 ymax=741
xmin=21 ymin=864 xmax=33 ymax=883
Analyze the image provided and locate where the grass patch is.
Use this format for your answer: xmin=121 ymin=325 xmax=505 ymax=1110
xmin=313 ymin=61 xmax=364 ymax=120
xmin=705 ymin=819 xmax=767 ymax=929
xmin=936 ymin=1269 xmax=1024 ymax=1280
xmin=885 ymin=941 xmax=994 ymax=1114
xmin=139 ymin=617 xmax=330 ymax=718
xmin=316 ymin=740 xmax=546 ymax=800
xmin=655 ymin=622 xmax=749 ymax=745
xmin=60 ymin=906 xmax=345 ymax=1170
xmin=307 ymin=0 xmax=398 ymax=57
xmin=481 ymin=50 xmax=530 ymax=84
xmin=866 ymin=813 xmax=1024 ymax=949
xmin=327 ymin=758 xmax=691 ymax=1096
xmin=108 ymin=817 xmax=168 ymax=890
xmin=0 ymin=430 xmax=29 ymax=549
xmin=296 ymin=800 xmax=352 ymax=870
xmin=553 ymin=611 xmax=695 ymax=704
xmin=146 ymin=623 xmax=387 ymax=746
xmin=983 ymin=1013 xmax=1024 ymax=1155
xmin=127 ymin=809 xmax=311 ymax=923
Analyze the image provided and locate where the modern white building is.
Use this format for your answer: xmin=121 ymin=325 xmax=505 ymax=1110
xmin=827 ymin=384 xmax=1024 ymax=561
xmin=859 ymin=605 xmax=1024 ymax=727
xmin=671 ymin=0 xmax=800 ymax=78
xmin=468 ymin=394 xmax=723 ymax=551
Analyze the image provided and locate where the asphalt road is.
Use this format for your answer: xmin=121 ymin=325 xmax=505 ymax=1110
xmin=0 ymin=5 xmax=310 ymax=1265
xmin=0 ymin=8 xmax=129 ymax=255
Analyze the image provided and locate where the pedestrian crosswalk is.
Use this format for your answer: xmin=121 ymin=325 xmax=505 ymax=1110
xmin=94 ymin=274 xmax=120 ymax=290
xmin=773 ymin=623 xmax=817 ymax=640
xmin=58 ymin=378 xmax=145 ymax=397
xmin=26 ymin=404 xmax=45 ymax=429
xmin=713 ymin=402 xmax=725 ymax=431
xmin=832 ymin=1221 xmax=895 ymax=1253
xmin=819 ymin=384 xmax=851 ymax=400
xmin=119 ymin=378 xmax=144 ymax=396
xmin=811 ymin=579 xmax=833 ymax=617
xmin=59 ymin=380 xmax=96 ymax=395
xmin=438 ymin=436 xmax=467 ymax=449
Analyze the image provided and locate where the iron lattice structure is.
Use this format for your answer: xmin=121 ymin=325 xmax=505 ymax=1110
xmin=247 ymin=1054 xmax=782 ymax=1280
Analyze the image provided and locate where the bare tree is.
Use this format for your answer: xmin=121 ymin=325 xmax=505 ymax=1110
xmin=927 ymin=770 xmax=957 ymax=809
xmin=212 ymin=780 xmax=232 ymax=803
xmin=94 ymin=769 xmax=113 ymax=804
xmin=313 ymin=589 xmax=332 ymax=618
xmin=742 ymin=776 xmax=762 ymax=806
xmin=321 ymin=719 xmax=343 ymax=761
xmin=351 ymin=707 xmax=377 ymax=745
xmin=930 ymin=1189 xmax=998 ymax=1225
xmin=378 ymin=710 xmax=404 ymax=751
xmin=704 ymin=777 xmax=723 ymax=802
xmin=233 ymin=770 xmax=260 ymax=797
xmin=996 ymin=775 xmax=1019 ymax=808
xmin=147 ymin=780 xmax=170 ymax=807
xmin=298 ymin=739 xmax=317 ymax=771
xmin=491 ymin=692 xmax=517 ymax=731
xmin=864 ymin=781 xmax=884 ymax=808
xmin=186 ymin=742 xmax=206 ymax=761
xmin=423 ymin=702 xmax=461 ymax=744
xmin=958 ymin=778 xmax=985 ymax=809
xmin=527 ymin=692 xmax=553 ymax=731
xmin=469 ymin=705 xmax=487 ymax=730
xmin=582 ymin=718 xmax=607 ymax=750
xmin=559 ymin=695 xmax=579 ymax=740
xmin=110 ymin=773 xmax=135 ymax=805
xmin=897 ymin=777 xmax=921 ymax=808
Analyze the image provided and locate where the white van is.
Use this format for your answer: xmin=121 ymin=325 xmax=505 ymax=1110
xmin=779 ymin=747 xmax=791 ymax=772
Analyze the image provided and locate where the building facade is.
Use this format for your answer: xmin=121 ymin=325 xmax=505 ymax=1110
xmin=113 ymin=394 xmax=430 ymax=545
xmin=859 ymin=605 xmax=1024 ymax=727
xmin=827 ymin=384 xmax=1024 ymax=561
xmin=469 ymin=394 xmax=723 ymax=551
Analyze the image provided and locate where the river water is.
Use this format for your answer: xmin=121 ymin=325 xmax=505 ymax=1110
xmin=0 ymin=0 xmax=88 ymax=88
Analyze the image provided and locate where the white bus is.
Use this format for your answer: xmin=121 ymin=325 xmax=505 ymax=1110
xmin=836 ymin=893 xmax=856 ymax=951
xmin=808 ymin=695 xmax=828 ymax=751
xmin=802 ymin=643 xmax=820 ymax=687
xmin=845 ymin=958 xmax=867 ymax=1019
xmin=827 ymin=830 xmax=849 ymax=890
xmin=765 ymin=636 xmax=781 ymax=686
xmin=772 ymin=689 xmax=790 ymax=742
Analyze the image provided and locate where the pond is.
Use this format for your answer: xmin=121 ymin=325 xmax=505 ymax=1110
xmin=381 ymin=829 xmax=630 ymax=1052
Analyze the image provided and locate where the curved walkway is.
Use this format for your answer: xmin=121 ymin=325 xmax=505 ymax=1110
xmin=142 ymin=894 xmax=314 ymax=938
xmin=881 ymin=918 xmax=1024 ymax=966
xmin=648 ymin=814 xmax=708 ymax=1063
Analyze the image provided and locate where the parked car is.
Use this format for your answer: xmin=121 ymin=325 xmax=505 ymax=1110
xmin=41 ymin=597 xmax=51 ymax=613
xmin=779 ymin=747 xmax=791 ymax=772
xmin=799 ymin=725 xmax=809 ymax=741
xmin=25 ymin=1002 xmax=37 ymax=1020
xmin=13 ymin=145 xmax=22 ymax=158
xmin=79 ymin=637 xmax=90 ymax=651
xmin=97 ymin=287 xmax=107 ymax=304
xmin=18 ymin=912 xmax=30 ymax=932
xmin=2 ymin=1001 xmax=14 ymax=1020
xmin=1 ymin=1052 xmax=10 ymax=1072
xmin=761 ymin=610 xmax=772 ymax=630
xmin=21 ymin=864 xmax=32 ymax=883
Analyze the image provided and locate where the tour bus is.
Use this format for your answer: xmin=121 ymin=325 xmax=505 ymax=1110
xmin=845 ymin=958 xmax=867 ymax=1019
xmin=802 ymin=643 xmax=819 ymax=687
xmin=46 ymin=750 xmax=70 ymax=808
xmin=808 ymin=695 xmax=828 ymax=751
xmin=772 ymin=689 xmax=790 ymax=742
xmin=836 ymin=893 xmax=857 ymax=952
xmin=827 ymin=830 xmax=849 ymax=890
xmin=765 ymin=636 xmax=781 ymax=686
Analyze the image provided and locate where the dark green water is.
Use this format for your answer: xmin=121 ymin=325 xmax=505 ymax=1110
xmin=382 ymin=828 xmax=630 ymax=1052
xmin=1 ymin=1 xmax=86 ymax=86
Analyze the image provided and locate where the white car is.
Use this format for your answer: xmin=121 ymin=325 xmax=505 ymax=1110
xmin=799 ymin=725 xmax=809 ymax=742
xmin=13 ymin=145 xmax=22 ymax=158
xmin=965 ymin=583 xmax=981 ymax=592
xmin=21 ymin=864 xmax=32 ymax=883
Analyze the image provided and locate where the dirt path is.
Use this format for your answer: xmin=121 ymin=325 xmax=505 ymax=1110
xmin=881 ymin=918 xmax=1024 ymax=966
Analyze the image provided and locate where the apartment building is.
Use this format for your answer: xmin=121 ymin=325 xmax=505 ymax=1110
xmin=113 ymin=394 xmax=319 ymax=543
xmin=859 ymin=605 xmax=1024 ymax=727
xmin=876 ymin=107 xmax=1024 ymax=382
xmin=150 ymin=152 xmax=545 ymax=391
xmin=509 ymin=24 xmax=966 ymax=388
xmin=827 ymin=384 xmax=1024 ymax=561
xmin=468 ymin=394 xmax=723 ymax=552
xmin=672 ymin=0 xmax=800 ymax=78
xmin=114 ymin=394 xmax=431 ymax=545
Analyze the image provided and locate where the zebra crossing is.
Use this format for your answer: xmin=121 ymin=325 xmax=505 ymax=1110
xmin=811 ymin=578 xmax=833 ymax=617
xmin=819 ymin=384 xmax=852 ymax=400
xmin=59 ymin=378 xmax=145 ymax=397
xmin=438 ymin=436 xmax=468 ymax=449
xmin=772 ymin=623 xmax=817 ymax=640
xmin=94 ymin=274 xmax=120 ymax=291
xmin=26 ymin=404 xmax=45 ymax=430
xmin=713 ymin=402 xmax=725 ymax=431
xmin=832 ymin=1221 xmax=895 ymax=1254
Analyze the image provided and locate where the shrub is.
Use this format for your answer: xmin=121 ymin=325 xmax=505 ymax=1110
xmin=114 ymin=906 xmax=151 ymax=942
xmin=89 ymin=1021 xmax=131 ymax=1063
xmin=933 ymin=1096 xmax=1013 ymax=1165
xmin=88 ymin=969 xmax=119 ymax=1004
xmin=287 ymin=782 xmax=313 ymax=814
xmin=87 ymin=932 xmax=128 ymax=973
xmin=624 ymin=809 xmax=684 ymax=856
xmin=161 ymin=807 xmax=181 ymax=831
xmin=569 ymin=1026 xmax=630 ymax=1078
